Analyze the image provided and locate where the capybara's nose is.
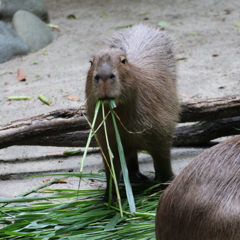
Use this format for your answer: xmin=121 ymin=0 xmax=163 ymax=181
xmin=95 ymin=62 xmax=115 ymax=83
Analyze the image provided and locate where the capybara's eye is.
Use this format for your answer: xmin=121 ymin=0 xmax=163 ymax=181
xmin=120 ymin=56 xmax=126 ymax=64
xmin=94 ymin=75 xmax=100 ymax=82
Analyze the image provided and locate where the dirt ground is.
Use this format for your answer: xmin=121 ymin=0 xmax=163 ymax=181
xmin=0 ymin=0 xmax=240 ymax=198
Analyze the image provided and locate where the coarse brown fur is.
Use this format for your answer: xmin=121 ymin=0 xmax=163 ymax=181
xmin=85 ymin=25 xmax=179 ymax=201
xmin=156 ymin=136 xmax=240 ymax=240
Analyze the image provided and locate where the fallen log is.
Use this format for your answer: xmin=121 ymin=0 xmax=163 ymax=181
xmin=180 ymin=95 xmax=240 ymax=122
xmin=0 ymin=95 xmax=240 ymax=149
xmin=173 ymin=116 xmax=240 ymax=146
xmin=0 ymin=107 xmax=88 ymax=149
xmin=11 ymin=117 xmax=240 ymax=148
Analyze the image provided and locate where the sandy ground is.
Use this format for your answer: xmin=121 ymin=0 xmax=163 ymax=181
xmin=0 ymin=0 xmax=240 ymax=199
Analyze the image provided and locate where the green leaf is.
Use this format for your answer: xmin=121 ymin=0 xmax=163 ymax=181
xmin=67 ymin=14 xmax=76 ymax=19
xmin=170 ymin=34 xmax=177 ymax=40
xmin=28 ymin=172 xmax=106 ymax=181
xmin=64 ymin=149 xmax=82 ymax=155
xmin=104 ymin=212 xmax=121 ymax=230
xmin=3 ymin=231 xmax=35 ymax=236
xmin=100 ymin=13 xmax=108 ymax=18
xmin=38 ymin=94 xmax=52 ymax=105
xmin=109 ymin=99 xmax=136 ymax=213
xmin=101 ymin=101 xmax=122 ymax=214
xmin=7 ymin=96 xmax=32 ymax=100
xmin=0 ymin=72 xmax=11 ymax=76
xmin=114 ymin=24 xmax=133 ymax=29
xmin=157 ymin=21 xmax=170 ymax=27
xmin=139 ymin=12 xmax=149 ymax=15
xmin=46 ymin=23 xmax=59 ymax=28
xmin=79 ymin=100 xmax=101 ymax=173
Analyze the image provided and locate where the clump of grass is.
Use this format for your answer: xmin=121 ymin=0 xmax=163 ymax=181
xmin=0 ymin=172 xmax=160 ymax=239
xmin=0 ymin=99 xmax=162 ymax=239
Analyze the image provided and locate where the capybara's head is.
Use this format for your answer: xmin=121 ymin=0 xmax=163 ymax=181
xmin=86 ymin=48 xmax=136 ymax=105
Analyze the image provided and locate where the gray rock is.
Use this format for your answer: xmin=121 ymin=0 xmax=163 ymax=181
xmin=12 ymin=10 xmax=53 ymax=53
xmin=0 ymin=0 xmax=49 ymax=22
xmin=0 ymin=21 xmax=28 ymax=63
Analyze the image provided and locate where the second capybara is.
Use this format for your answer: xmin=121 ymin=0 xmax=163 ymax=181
xmin=156 ymin=136 xmax=240 ymax=240
xmin=85 ymin=24 xmax=179 ymax=201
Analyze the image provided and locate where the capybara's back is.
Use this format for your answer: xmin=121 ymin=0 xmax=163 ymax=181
xmin=108 ymin=24 xmax=176 ymax=81
xmin=156 ymin=136 xmax=240 ymax=240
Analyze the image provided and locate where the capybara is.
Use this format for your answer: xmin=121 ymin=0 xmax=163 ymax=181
xmin=156 ymin=136 xmax=240 ymax=240
xmin=85 ymin=24 xmax=179 ymax=201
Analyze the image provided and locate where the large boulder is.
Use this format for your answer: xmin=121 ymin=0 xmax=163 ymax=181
xmin=12 ymin=10 xmax=53 ymax=53
xmin=0 ymin=0 xmax=49 ymax=22
xmin=0 ymin=21 xmax=28 ymax=63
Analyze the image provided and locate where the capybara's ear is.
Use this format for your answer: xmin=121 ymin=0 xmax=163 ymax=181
xmin=89 ymin=57 xmax=94 ymax=66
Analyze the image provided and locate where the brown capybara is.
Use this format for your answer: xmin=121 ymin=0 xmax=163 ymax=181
xmin=156 ymin=136 xmax=240 ymax=240
xmin=85 ymin=24 xmax=179 ymax=202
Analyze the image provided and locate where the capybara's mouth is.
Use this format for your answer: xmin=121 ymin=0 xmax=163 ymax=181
xmin=99 ymin=97 xmax=114 ymax=102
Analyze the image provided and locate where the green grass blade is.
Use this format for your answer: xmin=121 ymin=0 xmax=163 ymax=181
xmin=101 ymin=101 xmax=123 ymax=216
xmin=104 ymin=212 xmax=121 ymax=230
xmin=109 ymin=99 xmax=136 ymax=213
xmin=80 ymin=100 xmax=101 ymax=173
xmin=29 ymin=172 xmax=106 ymax=181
